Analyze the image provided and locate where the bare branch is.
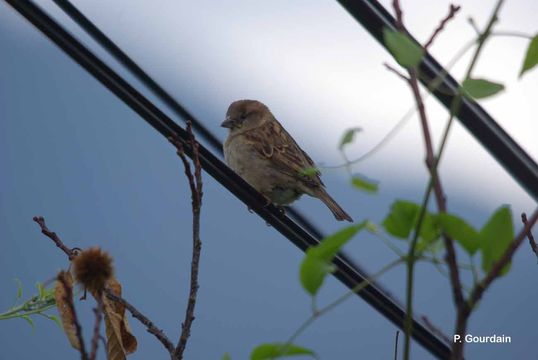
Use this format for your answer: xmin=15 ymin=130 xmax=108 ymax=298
xmin=170 ymin=121 xmax=204 ymax=359
xmin=469 ymin=209 xmax=538 ymax=307
xmin=406 ymin=68 xmax=465 ymax=310
xmin=104 ymin=288 xmax=176 ymax=356
xmin=35 ymin=217 xmax=174 ymax=356
xmin=452 ymin=209 xmax=538 ymax=359
xmin=392 ymin=0 xmax=404 ymax=29
xmin=33 ymin=216 xmax=76 ymax=260
xmin=522 ymin=213 xmax=538 ymax=260
xmin=389 ymin=3 xmax=464 ymax=359
xmin=89 ymin=300 xmax=103 ymax=360
xmin=424 ymin=5 xmax=461 ymax=50
xmin=384 ymin=62 xmax=410 ymax=81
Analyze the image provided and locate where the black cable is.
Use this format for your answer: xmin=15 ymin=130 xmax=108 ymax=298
xmin=49 ymin=0 xmax=328 ymax=244
xmin=4 ymin=0 xmax=451 ymax=358
xmin=337 ymin=0 xmax=538 ymax=203
xmin=49 ymin=0 xmax=395 ymax=329
xmin=50 ymin=0 xmax=391 ymax=315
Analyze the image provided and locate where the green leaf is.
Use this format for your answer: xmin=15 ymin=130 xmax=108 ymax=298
xmin=14 ymin=278 xmax=23 ymax=300
xmin=251 ymin=343 xmax=316 ymax=360
xmin=382 ymin=200 xmax=421 ymax=239
xmin=222 ymin=353 xmax=232 ymax=360
xmin=36 ymin=282 xmax=45 ymax=300
xmin=45 ymin=314 xmax=62 ymax=329
xmin=417 ymin=213 xmax=440 ymax=243
xmin=383 ymin=28 xmax=423 ymax=68
xmin=313 ymin=223 xmax=366 ymax=261
xmin=438 ymin=213 xmax=480 ymax=255
xmin=300 ymin=223 xmax=366 ymax=296
xmin=382 ymin=200 xmax=441 ymax=251
xmin=299 ymin=167 xmax=320 ymax=177
xmin=520 ymin=34 xmax=538 ymax=77
xmin=300 ymin=254 xmax=335 ymax=296
xmin=351 ymin=175 xmax=379 ymax=193
xmin=480 ymin=206 xmax=514 ymax=275
xmin=339 ymin=127 xmax=362 ymax=150
xmin=461 ymin=78 xmax=504 ymax=99
xmin=21 ymin=315 xmax=35 ymax=329
xmin=415 ymin=214 xmax=441 ymax=252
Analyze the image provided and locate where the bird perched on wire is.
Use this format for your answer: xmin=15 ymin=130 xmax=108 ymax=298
xmin=221 ymin=99 xmax=353 ymax=222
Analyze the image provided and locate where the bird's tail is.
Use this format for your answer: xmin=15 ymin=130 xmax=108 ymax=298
xmin=315 ymin=188 xmax=353 ymax=222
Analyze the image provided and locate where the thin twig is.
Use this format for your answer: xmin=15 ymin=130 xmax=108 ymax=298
xmin=397 ymin=2 xmax=506 ymax=358
xmin=104 ymin=288 xmax=176 ymax=356
xmin=450 ymin=210 xmax=538 ymax=359
xmin=170 ymin=121 xmax=203 ymax=359
xmin=448 ymin=1 xmax=505 ymax=358
xmin=282 ymin=259 xmax=403 ymax=352
xmin=33 ymin=217 xmax=177 ymax=357
xmin=89 ymin=299 xmax=103 ymax=360
xmin=424 ymin=5 xmax=461 ymax=50
xmin=325 ymin=33 xmax=477 ymax=171
xmin=492 ymin=30 xmax=534 ymax=40
xmin=33 ymin=216 xmax=75 ymax=260
xmin=467 ymin=17 xmax=481 ymax=36
xmin=384 ymin=62 xmax=410 ymax=81
xmin=404 ymin=29 xmax=463 ymax=360
xmin=392 ymin=0 xmax=404 ymax=29
xmin=394 ymin=331 xmax=400 ymax=360
xmin=469 ymin=209 xmax=538 ymax=308
xmin=522 ymin=213 xmax=538 ymax=260
xmin=388 ymin=1 xmax=465 ymax=359
xmin=58 ymin=272 xmax=88 ymax=360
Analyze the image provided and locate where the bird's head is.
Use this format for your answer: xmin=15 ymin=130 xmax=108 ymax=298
xmin=221 ymin=99 xmax=270 ymax=132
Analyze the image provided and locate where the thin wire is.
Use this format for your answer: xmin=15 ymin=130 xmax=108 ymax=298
xmin=3 ymin=0 xmax=450 ymax=359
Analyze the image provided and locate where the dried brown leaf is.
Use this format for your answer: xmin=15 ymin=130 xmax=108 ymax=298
xmin=102 ymin=277 xmax=137 ymax=360
xmin=54 ymin=271 xmax=81 ymax=350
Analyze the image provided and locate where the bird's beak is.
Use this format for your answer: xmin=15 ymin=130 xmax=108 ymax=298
xmin=221 ymin=116 xmax=235 ymax=129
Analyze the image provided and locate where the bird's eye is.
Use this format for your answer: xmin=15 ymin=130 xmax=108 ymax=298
xmin=240 ymin=113 xmax=247 ymax=120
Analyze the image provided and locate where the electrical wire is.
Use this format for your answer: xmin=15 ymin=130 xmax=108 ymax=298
xmin=49 ymin=0 xmax=328 ymax=244
xmin=337 ymin=0 xmax=538 ymax=203
xmin=4 ymin=0 xmax=453 ymax=358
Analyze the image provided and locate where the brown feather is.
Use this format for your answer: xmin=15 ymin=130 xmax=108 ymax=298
xmin=222 ymin=99 xmax=352 ymax=222
xmin=242 ymin=117 xmax=323 ymax=188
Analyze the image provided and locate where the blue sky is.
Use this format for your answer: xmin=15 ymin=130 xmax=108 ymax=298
xmin=1 ymin=1 xmax=537 ymax=359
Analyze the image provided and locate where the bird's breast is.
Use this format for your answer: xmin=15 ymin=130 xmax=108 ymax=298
xmin=223 ymin=134 xmax=289 ymax=196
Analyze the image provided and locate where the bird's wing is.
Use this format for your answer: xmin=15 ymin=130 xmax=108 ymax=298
xmin=243 ymin=118 xmax=324 ymax=187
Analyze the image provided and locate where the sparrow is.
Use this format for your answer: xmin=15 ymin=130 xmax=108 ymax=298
xmin=221 ymin=99 xmax=353 ymax=222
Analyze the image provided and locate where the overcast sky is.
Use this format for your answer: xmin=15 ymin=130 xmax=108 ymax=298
xmin=1 ymin=1 xmax=537 ymax=359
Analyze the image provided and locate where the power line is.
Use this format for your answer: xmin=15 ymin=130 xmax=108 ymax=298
xmin=50 ymin=0 xmax=327 ymax=243
xmin=337 ymin=0 xmax=538 ymax=203
xmin=4 ymin=0 xmax=452 ymax=358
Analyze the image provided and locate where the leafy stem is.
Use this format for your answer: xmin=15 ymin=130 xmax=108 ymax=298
xmin=283 ymin=259 xmax=402 ymax=352
xmin=0 ymin=284 xmax=56 ymax=322
xmin=0 ymin=303 xmax=56 ymax=321
xmin=395 ymin=1 xmax=506 ymax=359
